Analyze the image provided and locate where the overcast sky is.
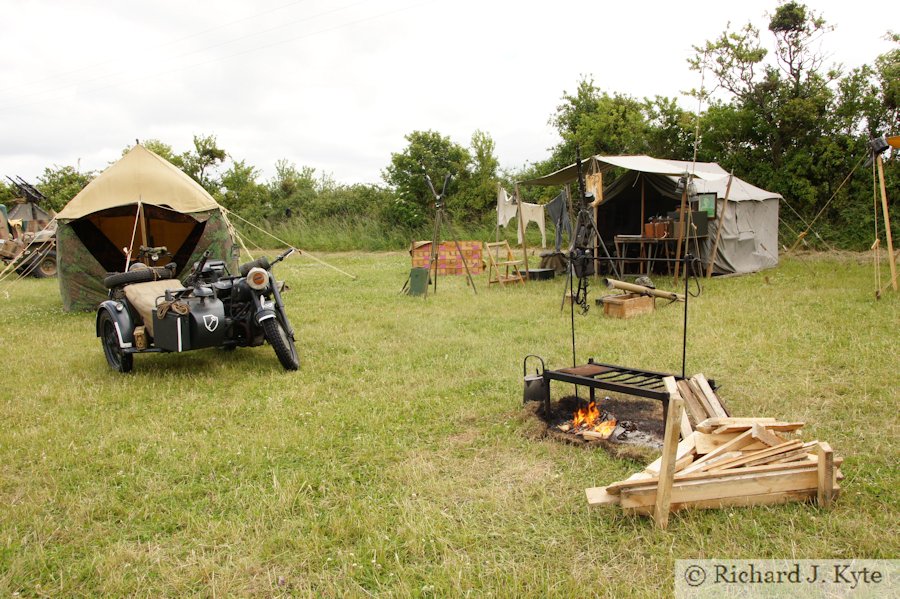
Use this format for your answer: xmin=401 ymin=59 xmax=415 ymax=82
xmin=0 ymin=0 xmax=896 ymax=187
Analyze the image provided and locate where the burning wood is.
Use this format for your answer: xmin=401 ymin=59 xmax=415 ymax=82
xmin=565 ymin=399 xmax=617 ymax=440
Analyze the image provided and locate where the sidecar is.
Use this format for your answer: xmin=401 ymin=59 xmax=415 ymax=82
xmin=96 ymin=273 xmax=230 ymax=372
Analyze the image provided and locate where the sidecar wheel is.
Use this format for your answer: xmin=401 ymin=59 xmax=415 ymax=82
xmin=99 ymin=311 xmax=133 ymax=373
xmin=262 ymin=316 xmax=299 ymax=371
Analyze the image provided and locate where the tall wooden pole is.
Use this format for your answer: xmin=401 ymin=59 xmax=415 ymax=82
xmin=876 ymin=155 xmax=898 ymax=291
xmin=673 ymin=182 xmax=689 ymax=284
xmin=706 ymin=173 xmax=733 ymax=278
xmin=515 ymin=184 xmax=529 ymax=274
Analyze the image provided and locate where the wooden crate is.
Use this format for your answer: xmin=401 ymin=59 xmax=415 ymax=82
xmin=601 ymin=292 xmax=654 ymax=319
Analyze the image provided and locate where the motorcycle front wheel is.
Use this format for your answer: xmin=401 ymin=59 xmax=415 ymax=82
xmin=261 ymin=315 xmax=299 ymax=371
xmin=99 ymin=311 xmax=133 ymax=373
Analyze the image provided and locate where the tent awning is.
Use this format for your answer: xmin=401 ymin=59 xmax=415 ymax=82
xmin=519 ymin=155 xmax=730 ymax=187
xmin=56 ymin=145 xmax=221 ymax=220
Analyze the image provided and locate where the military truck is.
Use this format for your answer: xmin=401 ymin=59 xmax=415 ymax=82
xmin=0 ymin=177 xmax=57 ymax=278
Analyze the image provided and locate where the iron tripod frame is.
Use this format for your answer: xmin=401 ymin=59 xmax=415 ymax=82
xmin=559 ymin=204 xmax=620 ymax=313
xmin=424 ymin=172 xmax=477 ymax=296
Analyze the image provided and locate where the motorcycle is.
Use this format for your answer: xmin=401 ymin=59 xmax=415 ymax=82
xmin=96 ymin=247 xmax=299 ymax=373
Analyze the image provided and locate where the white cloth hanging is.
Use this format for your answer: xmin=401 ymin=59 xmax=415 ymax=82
xmin=517 ymin=202 xmax=546 ymax=248
xmin=497 ymin=185 xmax=547 ymax=248
xmin=497 ymin=186 xmax=518 ymax=227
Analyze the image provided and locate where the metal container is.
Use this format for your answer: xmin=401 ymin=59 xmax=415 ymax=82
xmin=523 ymin=354 xmax=547 ymax=404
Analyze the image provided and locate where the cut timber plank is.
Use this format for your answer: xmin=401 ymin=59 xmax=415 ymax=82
xmin=623 ymin=487 xmax=827 ymax=516
xmin=582 ymin=430 xmax=614 ymax=441
xmin=695 ymin=417 xmax=776 ymax=433
xmin=694 ymin=432 xmax=767 ymax=455
xmin=643 ymin=432 xmax=696 ymax=476
xmin=817 ymin=442 xmax=834 ymax=508
xmin=678 ymin=428 xmax=755 ymax=475
xmin=586 ymin=486 xmax=620 ymax=506
xmin=691 ymin=374 xmax=729 ymax=418
xmin=608 ymin=460 xmax=823 ymax=495
xmin=619 ymin=466 xmax=819 ymax=509
xmin=680 ymin=410 xmax=694 ymax=440
xmin=750 ymin=423 xmax=786 ymax=448
xmin=677 ymin=379 xmax=712 ymax=422
xmin=688 ymin=379 xmax=717 ymax=419
xmin=654 ymin=389 xmax=684 ymax=529
xmin=711 ymin=422 xmax=805 ymax=434
xmin=708 ymin=440 xmax=803 ymax=471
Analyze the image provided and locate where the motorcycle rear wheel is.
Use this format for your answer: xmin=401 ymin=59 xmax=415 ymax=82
xmin=262 ymin=315 xmax=299 ymax=371
xmin=99 ymin=311 xmax=133 ymax=373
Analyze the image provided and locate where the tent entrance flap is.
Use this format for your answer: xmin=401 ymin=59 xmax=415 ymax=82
xmin=70 ymin=204 xmax=208 ymax=272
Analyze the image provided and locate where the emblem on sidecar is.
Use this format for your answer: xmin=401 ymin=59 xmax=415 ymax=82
xmin=203 ymin=314 xmax=219 ymax=332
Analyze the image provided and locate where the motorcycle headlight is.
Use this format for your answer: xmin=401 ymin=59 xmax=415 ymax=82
xmin=246 ymin=267 xmax=269 ymax=291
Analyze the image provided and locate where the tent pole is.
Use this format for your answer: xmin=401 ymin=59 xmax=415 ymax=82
xmin=515 ymin=184 xmax=529 ymax=274
xmin=706 ymin=173 xmax=733 ymax=278
xmin=673 ymin=183 xmax=689 ymax=284
xmin=495 ymin=183 xmax=501 ymax=244
xmin=592 ymin=170 xmax=602 ymax=278
xmin=640 ymin=175 xmax=646 ymax=232
xmin=138 ymin=201 xmax=149 ymax=253
xmin=876 ymin=155 xmax=898 ymax=291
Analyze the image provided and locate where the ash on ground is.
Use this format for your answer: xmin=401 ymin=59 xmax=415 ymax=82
xmin=520 ymin=394 xmax=665 ymax=462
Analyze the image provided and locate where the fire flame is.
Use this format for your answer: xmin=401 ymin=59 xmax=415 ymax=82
xmin=572 ymin=400 xmax=617 ymax=438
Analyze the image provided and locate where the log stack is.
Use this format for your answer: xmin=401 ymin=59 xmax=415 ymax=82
xmin=586 ymin=383 xmax=843 ymax=527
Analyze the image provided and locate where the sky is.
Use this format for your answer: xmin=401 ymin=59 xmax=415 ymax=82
xmin=0 ymin=0 xmax=896 ymax=188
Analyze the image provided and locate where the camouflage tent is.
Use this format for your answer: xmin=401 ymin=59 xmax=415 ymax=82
xmin=56 ymin=144 xmax=238 ymax=311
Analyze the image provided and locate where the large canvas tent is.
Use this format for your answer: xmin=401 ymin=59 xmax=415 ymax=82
xmin=56 ymin=145 xmax=237 ymax=311
xmin=520 ymin=155 xmax=781 ymax=275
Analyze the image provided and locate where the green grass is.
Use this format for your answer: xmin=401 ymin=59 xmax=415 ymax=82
xmin=0 ymin=252 xmax=897 ymax=597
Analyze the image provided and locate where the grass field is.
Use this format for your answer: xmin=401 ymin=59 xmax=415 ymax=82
xmin=1 ymin=251 xmax=897 ymax=597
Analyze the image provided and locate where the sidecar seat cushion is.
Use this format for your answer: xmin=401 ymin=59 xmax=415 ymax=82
xmin=124 ymin=279 xmax=187 ymax=336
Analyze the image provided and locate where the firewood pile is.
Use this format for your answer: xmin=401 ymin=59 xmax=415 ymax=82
xmin=585 ymin=376 xmax=842 ymax=528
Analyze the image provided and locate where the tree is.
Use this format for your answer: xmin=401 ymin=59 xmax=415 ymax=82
xmin=36 ymin=165 xmax=94 ymax=212
xmin=549 ymin=78 xmax=649 ymax=165
xmin=220 ymin=159 xmax=266 ymax=215
xmin=455 ymin=130 xmax=500 ymax=220
xmin=690 ymin=3 xmax=898 ymax=248
xmin=382 ymin=130 xmax=472 ymax=228
xmin=181 ymin=134 xmax=226 ymax=196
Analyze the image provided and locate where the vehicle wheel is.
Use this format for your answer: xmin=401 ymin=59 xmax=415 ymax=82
xmin=103 ymin=267 xmax=173 ymax=289
xmin=261 ymin=316 xmax=299 ymax=371
xmin=99 ymin=310 xmax=133 ymax=373
xmin=31 ymin=250 xmax=57 ymax=278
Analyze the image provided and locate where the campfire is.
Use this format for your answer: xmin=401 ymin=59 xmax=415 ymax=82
xmin=562 ymin=399 xmax=618 ymax=439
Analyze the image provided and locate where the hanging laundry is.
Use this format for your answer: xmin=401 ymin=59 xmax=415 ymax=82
xmin=517 ymin=202 xmax=547 ymax=248
xmin=546 ymin=190 xmax=572 ymax=252
xmin=497 ymin=185 xmax=518 ymax=227
xmin=497 ymin=185 xmax=547 ymax=248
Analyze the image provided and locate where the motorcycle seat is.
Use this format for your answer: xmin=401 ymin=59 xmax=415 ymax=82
xmin=124 ymin=279 xmax=187 ymax=336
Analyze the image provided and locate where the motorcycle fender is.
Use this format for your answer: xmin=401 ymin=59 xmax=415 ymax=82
xmin=96 ymin=300 xmax=135 ymax=349
xmin=255 ymin=307 xmax=277 ymax=324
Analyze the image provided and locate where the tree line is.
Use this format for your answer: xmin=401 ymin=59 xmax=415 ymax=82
xmin=2 ymin=2 xmax=896 ymax=250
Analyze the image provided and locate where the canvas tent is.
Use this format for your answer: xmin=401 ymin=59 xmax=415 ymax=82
xmin=520 ymin=155 xmax=781 ymax=275
xmin=55 ymin=144 xmax=238 ymax=311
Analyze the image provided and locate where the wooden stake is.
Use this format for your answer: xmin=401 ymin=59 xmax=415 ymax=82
xmin=654 ymin=377 xmax=685 ymax=529
xmin=706 ymin=173 xmax=733 ymax=278
xmin=876 ymin=155 xmax=898 ymax=291
xmin=816 ymin=441 xmax=834 ymax=508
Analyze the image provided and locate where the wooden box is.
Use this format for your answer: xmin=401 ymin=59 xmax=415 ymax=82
xmin=600 ymin=293 xmax=654 ymax=319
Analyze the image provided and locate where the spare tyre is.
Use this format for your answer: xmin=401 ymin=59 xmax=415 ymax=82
xmin=103 ymin=266 xmax=173 ymax=289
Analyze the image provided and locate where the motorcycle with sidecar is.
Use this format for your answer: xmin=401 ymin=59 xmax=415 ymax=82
xmin=96 ymin=247 xmax=299 ymax=373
